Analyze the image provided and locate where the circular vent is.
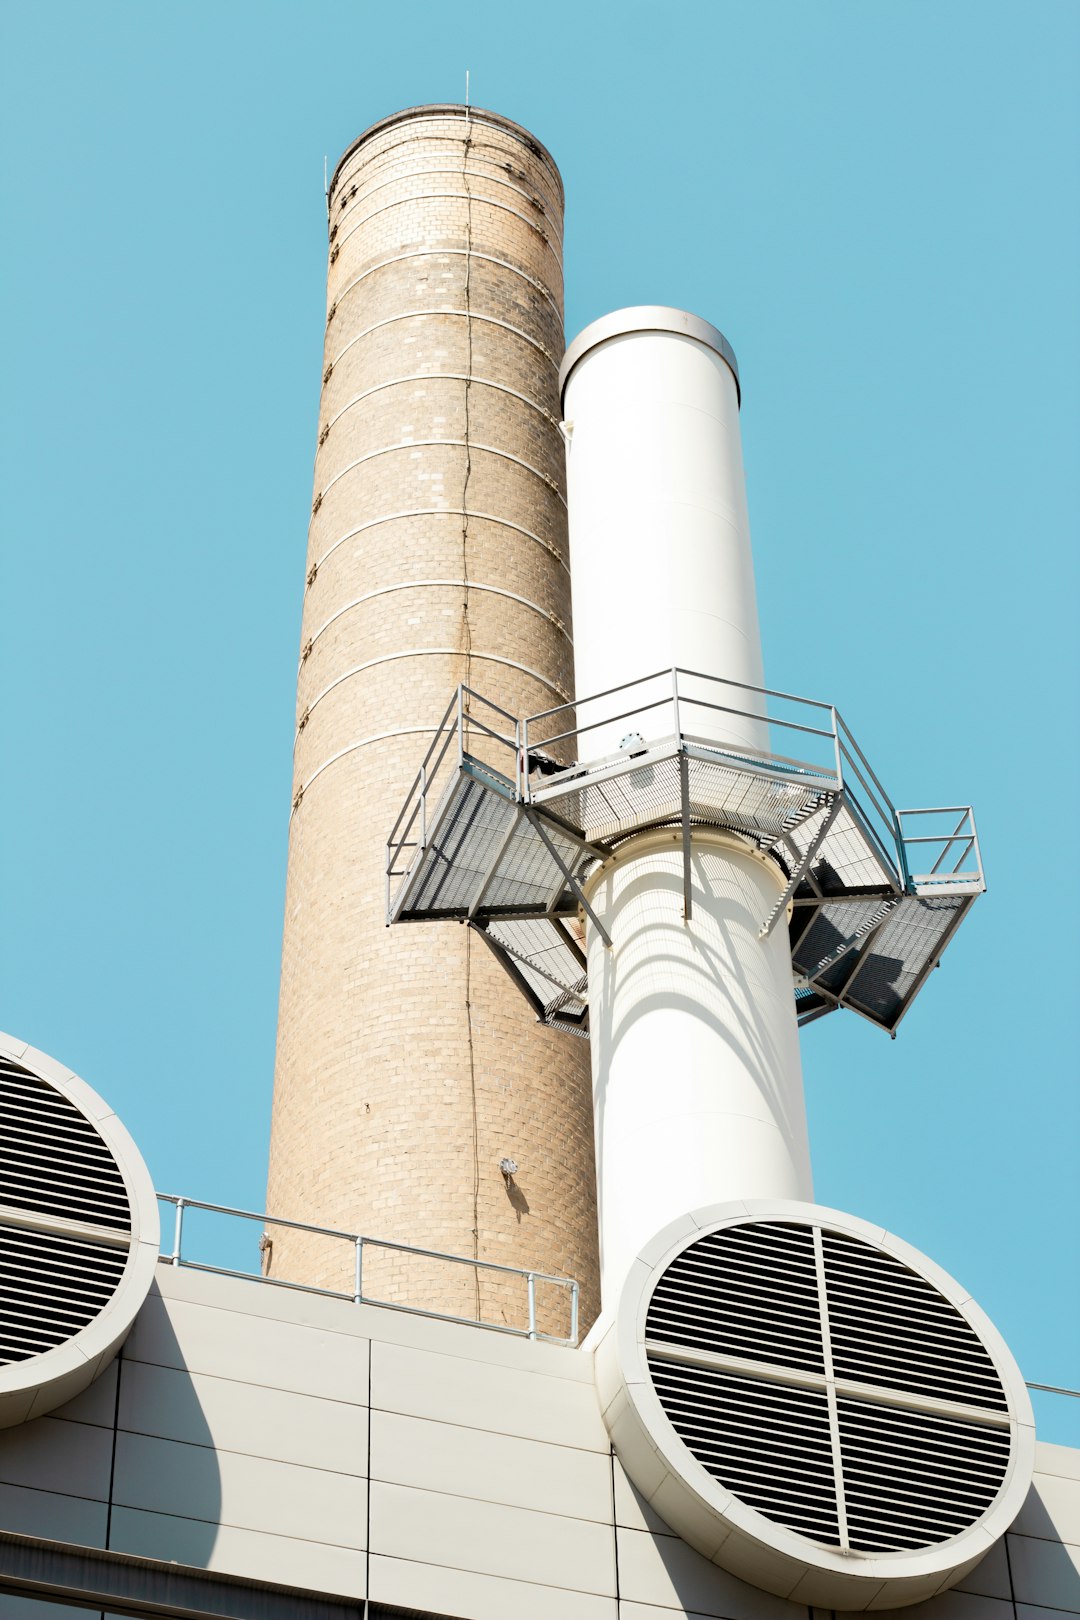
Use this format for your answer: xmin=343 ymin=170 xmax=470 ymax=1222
xmin=596 ymin=1201 xmax=1034 ymax=1611
xmin=0 ymin=1032 xmax=158 ymax=1428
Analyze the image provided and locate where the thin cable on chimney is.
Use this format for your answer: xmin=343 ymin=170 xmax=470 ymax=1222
xmin=461 ymin=103 xmax=482 ymax=1325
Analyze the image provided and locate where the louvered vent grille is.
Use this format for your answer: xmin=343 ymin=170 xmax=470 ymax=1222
xmin=644 ymin=1220 xmax=1012 ymax=1554
xmin=648 ymin=1221 xmax=823 ymax=1373
xmin=823 ymin=1232 xmax=1007 ymax=1413
xmin=0 ymin=1226 xmax=128 ymax=1363
xmin=0 ymin=1058 xmax=130 ymax=1232
xmin=649 ymin=1357 xmax=839 ymax=1544
xmin=0 ymin=1057 xmax=132 ymax=1365
xmin=837 ymin=1396 xmax=1012 ymax=1552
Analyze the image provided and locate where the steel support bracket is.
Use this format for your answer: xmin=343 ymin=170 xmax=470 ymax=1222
xmin=760 ymin=794 xmax=844 ymax=938
xmin=679 ymin=748 xmax=693 ymax=921
xmin=526 ymin=810 xmax=611 ymax=948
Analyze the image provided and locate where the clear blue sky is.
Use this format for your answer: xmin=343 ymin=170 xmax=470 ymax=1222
xmin=3 ymin=2 xmax=1077 ymax=1441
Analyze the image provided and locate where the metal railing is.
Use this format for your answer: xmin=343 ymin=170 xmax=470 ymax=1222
xmin=833 ymin=709 xmax=905 ymax=885
xmin=385 ymin=669 xmax=986 ymax=919
xmin=385 ymin=670 xmax=852 ymax=909
xmin=386 ymin=685 xmax=520 ymax=917
xmin=522 ymin=665 xmax=843 ymax=787
xmin=157 ymin=1194 xmax=580 ymax=1346
xmin=897 ymin=806 xmax=984 ymax=893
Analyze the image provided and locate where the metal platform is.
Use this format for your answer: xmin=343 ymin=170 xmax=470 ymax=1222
xmin=387 ymin=672 xmax=984 ymax=1037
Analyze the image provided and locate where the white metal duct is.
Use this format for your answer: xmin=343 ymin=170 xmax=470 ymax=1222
xmin=0 ymin=1032 xmax=158 ymax=1426
xmin=595 ymin=1203 xmax=1034 ymax=1610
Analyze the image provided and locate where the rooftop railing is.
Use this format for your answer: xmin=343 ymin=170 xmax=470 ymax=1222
xmin=152 ymin=1196 xmax=1075 ymax=1420
xmin=156 ymin=1193 xmax=580 ymax=1346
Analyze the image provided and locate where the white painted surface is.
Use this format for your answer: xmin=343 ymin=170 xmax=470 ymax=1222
xmin=0 ymin=1030 xmax=160 ymax=1429
xmin=561 ymin=309 xmax=766 ymax=761
xmin=559 ymin=313 xmax=807 ymax=1310
xmin=0 ymin=1265 xmax=1074 ymax=1617
xmin=370 ymin=1407 xmax=612 ymax=1522
xmin=371 ymin=1478 xmax=617 ymax=1596
xmin=585 ymin=830 xmax=811 ymax=1302
xmin=110 ymin=1507 xmax=368 ymax=1598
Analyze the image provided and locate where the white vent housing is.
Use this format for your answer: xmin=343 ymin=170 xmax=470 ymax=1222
xmin=0 ymin=1032 xmax=158 ymax=1427
xmin=594 ymin=1201 xmax=1035 ymax=1611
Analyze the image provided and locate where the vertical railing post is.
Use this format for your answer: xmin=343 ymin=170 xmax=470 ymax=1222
xmin=570 ymin=1280 xmax=580 ymax=1346
xmin=353 ymin=1237 xmax=364 ymax=1305
xmin=171 ymin=1197 xmax=186 ymax=1266
xmin=831 ymin=707 xmax=843 ymax=786
xmin=527 ymin=1273 xmax=537 ymax=1340
xmin=895 ymin=808 xmax=911 ymax=890
xmin=672 ymin=667 xmax=681 ymax=739
xmin=520 ymin=713 xmax=530 ymax=803
xmin=966 ymin=805 xmax=983 ymax=889
xmin=419 ymin=764 xmax=427 ymax=846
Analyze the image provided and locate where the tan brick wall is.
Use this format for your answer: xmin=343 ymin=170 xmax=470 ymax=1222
xmin=266 ymin=107 xmax=600 ymax=1337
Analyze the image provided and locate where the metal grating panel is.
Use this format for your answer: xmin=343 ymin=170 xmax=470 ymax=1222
xmin=792 ymin=899 xmax=896 ymax=980
xmin=644 ymin=1220 xmax=1012 ymax=1553
xmin=398 ymin=776 xmax=586 ymax=921
xmin=791 ymin=892 xmax=974 ymax=1032
xmin=542 ymin=753 xmax=683 ymax=843
xmin=407 ymin=777 xmax=518 ymax=915
xmin=844 ymin=895 xmax=968 ymax=1021
xmin=535 ymin=745 xmax=833 ymax=849
xmin=481 ymin=918 xmax=589 ymax=1030
xmin=0 ymin=1058 xmax=130 ymax=1233
xmin=785 ymin=799 xmax=896 ymax=893
xmin=0 ymin=1224 xmax=127 ymax=1363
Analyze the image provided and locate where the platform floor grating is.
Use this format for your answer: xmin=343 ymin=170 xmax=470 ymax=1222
xmin=791 ymin=892 xmax=974 ymax=1033
xmin=531 ymin=739 xmax=834 ymax=848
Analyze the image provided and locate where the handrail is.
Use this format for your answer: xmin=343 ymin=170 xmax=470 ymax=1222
xmin=896 ymin=807 xmax=984 ymax=890
xmin=386 ymin=670 xmax=987 ymax=926
xmin=526 ymin=664 xmax=836 ymax=726
xmin=458 ymin=682 xmax=520 ymax=728
xmin=834 ymin=710 xmax=900 ymax=820
xmin=156 ymin=1193 xmax=579 ymax=1346
xmin=385 ymin=689 xmax=459 ymax=851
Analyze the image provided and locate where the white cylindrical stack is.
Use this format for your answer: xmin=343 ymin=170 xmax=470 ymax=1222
xmin=561 ymin=307 xmax=767 ymax=761
xmin=584 ymin=830 xmax=812 ymax=1299
xmin=560 ymin=310 xmax=811 ymax=1304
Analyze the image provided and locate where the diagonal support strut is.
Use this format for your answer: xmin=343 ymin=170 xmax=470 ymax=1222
xmin=525 ymin=810 xmax=612 ymax=949
xmin=760 ymin=793 xmax=845 ymax=939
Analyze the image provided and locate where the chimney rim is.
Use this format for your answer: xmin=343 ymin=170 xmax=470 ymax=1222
xmin=328 ymin=104 xmax=564 ymax=209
